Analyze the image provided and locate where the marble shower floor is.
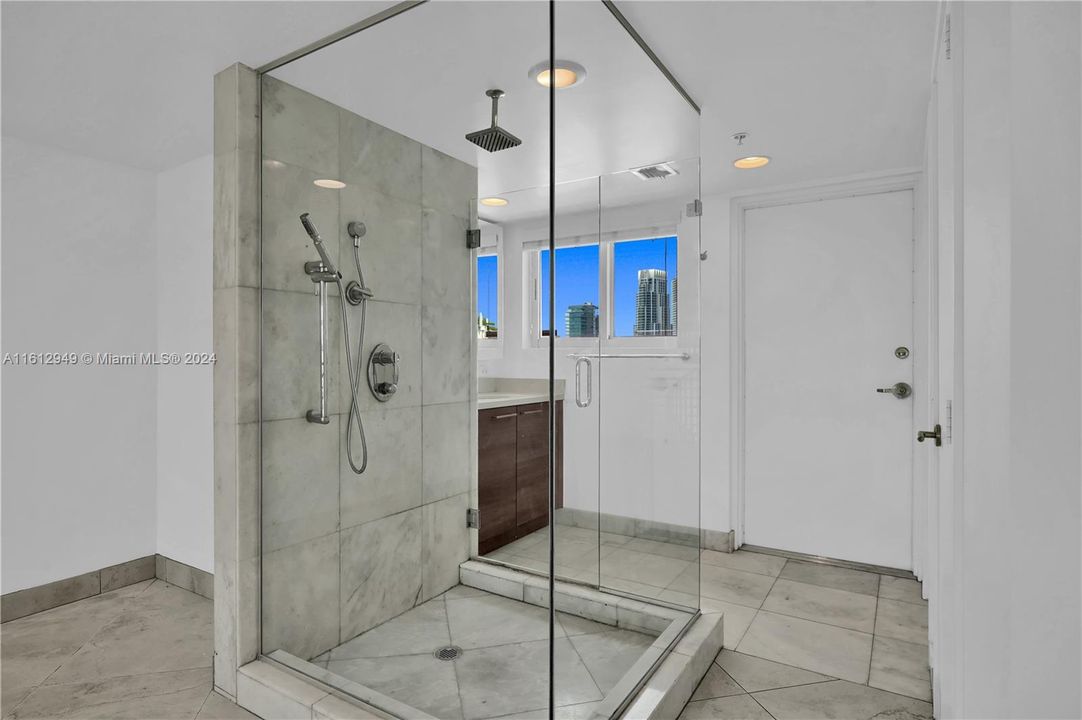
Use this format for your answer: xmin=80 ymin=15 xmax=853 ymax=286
xmin=309 ymin=584 xmax=658 ymax=720
xmin=1 ymin=579 xmax=256 ymax=720
xmin=487 ymin=528 xmax=934 ymax=711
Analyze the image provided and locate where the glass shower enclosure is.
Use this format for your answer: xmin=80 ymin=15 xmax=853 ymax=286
xmin=255 ymin=3 xmax=702 ymax=717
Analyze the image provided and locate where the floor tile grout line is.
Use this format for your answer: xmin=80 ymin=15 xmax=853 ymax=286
xmin=33 ymin=584 xmax=153 ymax=689
xmin=563 ymin=632 xmax=607 ymax=702
xmin=442 ymin=597 xmax=469 ymax=720
xmin=326 ymin=623 xmax=637 ymax=665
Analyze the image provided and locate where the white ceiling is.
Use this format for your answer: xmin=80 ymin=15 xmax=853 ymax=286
xmin=2 ymin=1 xmax=937 ymax=202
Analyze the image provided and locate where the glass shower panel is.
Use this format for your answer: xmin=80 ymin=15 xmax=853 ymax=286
xmin=598 ymin=159 xmax=702 ymax=610
xmin=476 ymin=177 xmax=602 ymax=585
xmin=257 ymin=3 xmax=555 ymax=718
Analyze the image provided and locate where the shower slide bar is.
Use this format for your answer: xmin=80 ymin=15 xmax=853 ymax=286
xmin=305 ymin=261 xmax=336 ymax=425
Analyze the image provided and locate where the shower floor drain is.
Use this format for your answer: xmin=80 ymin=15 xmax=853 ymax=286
xmin=433 ymin=645 xmax=463 ymax=661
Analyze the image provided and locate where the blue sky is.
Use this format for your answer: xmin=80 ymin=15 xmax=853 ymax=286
xmin=477 ymin=255 xmax=498 ymax=324
xmin=538 ymin=236 xmax=677 ymax=336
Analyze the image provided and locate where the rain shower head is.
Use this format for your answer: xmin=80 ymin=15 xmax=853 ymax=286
xmin=465 ymin=89 xmax=522 ymax=153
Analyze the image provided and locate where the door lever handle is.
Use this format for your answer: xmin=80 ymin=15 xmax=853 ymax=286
xmin=917 ymin=424 xmax=943 ymax=447
xmin=876 ymin=382 xmax=912 ymax=399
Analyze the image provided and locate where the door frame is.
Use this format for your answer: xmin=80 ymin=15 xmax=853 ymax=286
xmin=728 ymin=170 xmax=925 ymax=564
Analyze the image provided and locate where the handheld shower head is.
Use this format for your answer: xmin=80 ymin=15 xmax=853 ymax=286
xmin=300 ymin=213 xmax=339 ymax=276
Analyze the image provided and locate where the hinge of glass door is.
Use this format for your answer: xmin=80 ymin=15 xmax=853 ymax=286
xmin=466 ymin=229 xmax=481 ymax=249
xmin=466 ymin=508 xmax=479 ymax=528
xmin=686 ymin=199 xmax=702 ymax=217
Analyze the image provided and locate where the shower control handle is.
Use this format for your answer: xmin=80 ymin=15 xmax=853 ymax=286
xmin=368 ymin=343 xmax=400 ymax=403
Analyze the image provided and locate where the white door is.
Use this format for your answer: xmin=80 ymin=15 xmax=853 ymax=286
xmin=744 ymin=190 xmax=915 ymax=569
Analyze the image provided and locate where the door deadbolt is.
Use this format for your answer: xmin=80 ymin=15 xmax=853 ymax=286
xmin=917 ymin=424 xmax=943 ymax=447
xmin=876 ymin=382 xmax=912 ymax=399
xmin=895 ymin=346 xmax=909 ymax=359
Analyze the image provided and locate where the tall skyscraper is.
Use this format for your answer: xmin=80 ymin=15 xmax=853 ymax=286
xmin=671 ymin=277 xmax=678 ymax=334
xmin=565 ymin=301 xmax=599 ymax=337
xmin=634 ymin=269 xmax=672 ymax=336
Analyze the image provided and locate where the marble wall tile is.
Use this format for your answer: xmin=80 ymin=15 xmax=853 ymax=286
xmin=261 ymin=77 xmax=339 ymax=178
xmin=262 ymin=288 xmax=342 ymax=421
xmin=261 ymin=160 xmax=341 ymax=294
xmin=337 ymin=184 xmax=422 ymax=306
xmin=262 ymin=533 xmax=340 ymax=661
xmin=421 ymin=305 xmax=471 ymax=405
xmin=339 ymin=111 xmax=422 ymax=205
xmin=213 ymin=149 xmax=260 ymax=291
xmin=213 ymin=62 xmax=261 ymax=701
xmin=340 ymin=405 xmax=422 ymax=530
xmin=422 ymin=493 xmax=470 ymax=602
xmin=262 ymin=417 xmax=340 ymax=553
xmin=339 ymin=509 xmax=423 ymax=641
xmin=420 ymin=146 xmax=476 ymax=218
xmin=421 ymin=402 xmax=470 ymax=503
xmin=421 ymin=209 xmax=470 ymax=311
xmin=338 ymin=300 xmax=422 ymax=413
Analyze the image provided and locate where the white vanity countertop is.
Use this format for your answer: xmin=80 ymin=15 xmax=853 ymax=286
xmin=477 ymin=378 xmax=566 ymax=410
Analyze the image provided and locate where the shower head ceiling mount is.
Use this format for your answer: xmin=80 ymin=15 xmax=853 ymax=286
xmin=465 ymin=89 xmax=522 ymax=153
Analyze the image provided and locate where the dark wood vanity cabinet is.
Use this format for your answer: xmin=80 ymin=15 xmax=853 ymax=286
xmin=478 ymin=401 xmax=563 ymax=555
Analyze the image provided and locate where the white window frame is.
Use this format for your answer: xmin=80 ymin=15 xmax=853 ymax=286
xmin=476 ymin=225 xmax=503 ymax=360
xmin=525 ymin=225 xmax=679 ymax=350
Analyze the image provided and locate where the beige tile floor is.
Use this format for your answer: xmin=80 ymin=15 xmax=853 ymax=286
xmin=3 ymin=547 xmax=933 ymax=720
xmin=310 ymin=585 xmax=657 ymax=720
xmin=487 ymin=529 xmax=934 ymax=714
xmin=1 ymin=579 xmax=256 ymax=720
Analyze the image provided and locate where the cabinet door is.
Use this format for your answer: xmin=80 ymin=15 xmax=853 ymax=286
xmin=478 ymin=408 xmax=518 ymax=553
xmin=515 ymin=403 xmax=550 ymax=532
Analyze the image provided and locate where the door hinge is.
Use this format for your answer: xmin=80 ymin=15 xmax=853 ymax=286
xmin=466 ymin=508 xmax=479 ymax=528
xmin=466 ymin=228 xmax=481 ymax=249
xmin=686 ymin=198 xmax=702 ymax=217
xmin=944 ymin=14 xmax=951 ymax=60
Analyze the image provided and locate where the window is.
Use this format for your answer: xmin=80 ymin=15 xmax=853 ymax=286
xmin=613 ymin=236 xmax=678 ymax=337
xmin=477 ymin=254 xmax=499 ymax=339
xmin=539 ymin=245 xmax=599 ymax=338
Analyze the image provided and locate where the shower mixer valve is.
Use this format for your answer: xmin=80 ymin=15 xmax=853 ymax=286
xmin=368 ymin=343 xmax=399 ymax=402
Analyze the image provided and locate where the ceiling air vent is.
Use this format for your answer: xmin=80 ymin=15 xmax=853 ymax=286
xmin=630 ymin=163 xmax=679 ymax=181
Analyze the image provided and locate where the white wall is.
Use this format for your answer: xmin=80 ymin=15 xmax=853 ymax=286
xmin=155 ymin=154 xmax=214 ymax=573
xmin=1 ymin=139 xmax=217 ymax=592
xmin=1 ymin=136 xmax=159 ymax=593
xmin=927 ymin=3 xmax=1082 ymax=716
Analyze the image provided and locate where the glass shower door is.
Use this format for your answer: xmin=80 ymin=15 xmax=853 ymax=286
xmin=596 ymin=160 xmax=702 ymax=609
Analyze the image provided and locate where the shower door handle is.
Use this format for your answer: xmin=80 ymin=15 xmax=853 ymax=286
xmin=574 ymin=356 xmax=592 ymax=408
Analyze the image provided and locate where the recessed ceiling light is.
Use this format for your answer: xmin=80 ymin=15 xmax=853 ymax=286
xmin=529 ymin=60 xmax=587 ymax=89
xmin=733 ymin=156 xmax=770 ymax=170
xmin=313 ymin=178 xmax=346 ymax=189
xmin=480 ymin=197 xmax=509 ymax=207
